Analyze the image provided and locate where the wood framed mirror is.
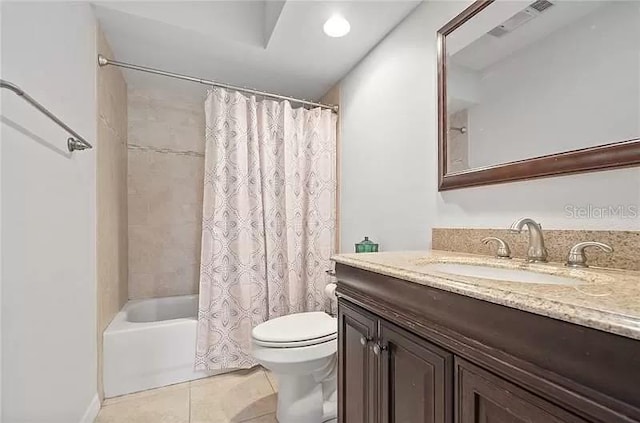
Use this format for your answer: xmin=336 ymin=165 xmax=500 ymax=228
xmin=437 ymin=0 xmax=640 ymax=191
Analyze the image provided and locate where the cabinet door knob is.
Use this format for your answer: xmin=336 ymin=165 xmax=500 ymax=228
xmin=373 ymin=343 xmax=387 ymax=355
xmin=360 ymin=336 xmax=369 ymax=346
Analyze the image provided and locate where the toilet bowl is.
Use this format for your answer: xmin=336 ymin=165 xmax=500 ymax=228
xmin=251 ymin=311 xmax=337 ymax=423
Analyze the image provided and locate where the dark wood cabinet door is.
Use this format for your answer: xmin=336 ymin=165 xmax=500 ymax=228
xmin=456 ymin=359 xmax=590 ymax=423
xmin=338 ymin=300 xmax=378 ymax=423
xmin=379 ymin=321 xmax=453 ymax=423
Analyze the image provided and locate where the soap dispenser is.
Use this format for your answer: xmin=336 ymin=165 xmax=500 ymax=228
xmin=355 ymin=236 xmax=379 ymax=253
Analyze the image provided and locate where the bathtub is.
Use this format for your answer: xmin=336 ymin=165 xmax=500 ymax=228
xmin=103 ymin=294 xmax=216 ymax=398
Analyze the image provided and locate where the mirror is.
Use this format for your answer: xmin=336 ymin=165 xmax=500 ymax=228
xmin=438 ymin=0 xmax=640 ymax=190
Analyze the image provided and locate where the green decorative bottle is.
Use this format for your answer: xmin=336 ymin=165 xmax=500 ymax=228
xmin=355 ymin=236 xmax=379 ymax=253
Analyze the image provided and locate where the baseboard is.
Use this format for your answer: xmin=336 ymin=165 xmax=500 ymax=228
xmin=79 ymin=394 xmax=100 ymax=423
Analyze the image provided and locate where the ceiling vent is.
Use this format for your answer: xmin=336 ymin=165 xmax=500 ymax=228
xmin=487 ymin=26 xmax=510 ymax=38
xmin=487 ymin=0 xmax=554 ymax=37
xmin=529 ymin=0 xmax=554 ymax=13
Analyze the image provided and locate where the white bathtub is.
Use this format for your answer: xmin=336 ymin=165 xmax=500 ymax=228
xmin=103 ymin=294 xmax=215 ymax=398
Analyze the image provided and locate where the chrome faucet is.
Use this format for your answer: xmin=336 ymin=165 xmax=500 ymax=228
xmin=566 ymin=241 xmax=613 ymax=268
xmin=509 ymin=218 xmax=548 ymax=262
xmin=481 ymin=237 xmax=512 ymax=259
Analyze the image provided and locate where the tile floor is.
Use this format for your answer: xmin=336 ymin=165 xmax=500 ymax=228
xmin=95 ymin=367 xmax=279 ymax=423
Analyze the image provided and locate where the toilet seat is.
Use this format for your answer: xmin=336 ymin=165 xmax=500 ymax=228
xmin=252 ymin=312 xmax=337 ymax=348
xmin=253 ymin=332 xmax=337 ymax=348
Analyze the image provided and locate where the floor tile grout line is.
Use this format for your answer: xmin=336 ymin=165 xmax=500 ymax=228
xmin=238 ymin=410 xmax=277 ymax=423
xmin=188 ymin=380 xmax=192 ymax=423
xmin=237 ymin=369 xmax=277 ymax=422
xmin=262 ymin=369 xmax=276 ymax=393
xmin=99 ymin=368 xmax=277 ymax=423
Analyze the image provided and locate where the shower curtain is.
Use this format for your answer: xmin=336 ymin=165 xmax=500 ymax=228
xmin=195 ymin=87 xmax=337 ymax=371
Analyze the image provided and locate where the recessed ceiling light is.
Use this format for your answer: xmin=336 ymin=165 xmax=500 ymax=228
xmin=323 ymin=15 xmax=350 ymax=38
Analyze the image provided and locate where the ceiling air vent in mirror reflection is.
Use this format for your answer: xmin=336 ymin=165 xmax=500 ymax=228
xmin=487 ymin=0 xmax=555 ymax=38
xmin=530 ymin=0 xmax=555 ymax=13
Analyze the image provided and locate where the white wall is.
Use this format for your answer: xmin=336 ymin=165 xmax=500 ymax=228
xmin=447 ymin=63 xmax=480 ymax=112
xmin=1 ymin=3 xmax=99 ymax=423
xmin=0 ymin=2 xmax=3 ymax=418
xmin=339 ymin=0 xmax=640 ymax=252
xmin=467 ymin=2 xmax=640 ymax=168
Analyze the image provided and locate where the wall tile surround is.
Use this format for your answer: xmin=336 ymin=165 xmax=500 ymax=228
xmin=127 ymin=87 xmax=205 ymax=299
xmin=447 ymin=109 xmax=469 ymax=173
xmin=432 ymin=228 xmax=640 ymax=271
xmin=97 ymin=26 xmax=129 ymax=400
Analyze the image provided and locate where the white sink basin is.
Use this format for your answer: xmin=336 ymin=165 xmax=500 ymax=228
xmin=423 ymin=263 xmax=583 ymax=285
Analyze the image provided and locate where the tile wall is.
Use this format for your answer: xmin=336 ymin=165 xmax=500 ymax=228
xmin=447 ymin=109 xmax=469 ymax=173
xmin=127 ymin=87 xmax=205 ymax=299
xmin=96 ymin=26 xmax=129 ymax=399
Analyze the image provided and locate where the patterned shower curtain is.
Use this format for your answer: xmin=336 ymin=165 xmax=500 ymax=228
xmin=195 ymin=87 xmax=337 ymax=371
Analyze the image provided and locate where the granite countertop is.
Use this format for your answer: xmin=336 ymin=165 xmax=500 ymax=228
xmin=332 ymin=250 xmax=640 ymax=341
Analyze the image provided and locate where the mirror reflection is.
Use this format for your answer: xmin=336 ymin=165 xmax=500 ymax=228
xmin=445 ymin=1 xmax=640 ymax=173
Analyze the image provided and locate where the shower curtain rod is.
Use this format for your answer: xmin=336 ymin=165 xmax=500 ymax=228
xmin=97 ymin=55 xmax=339 ymax=112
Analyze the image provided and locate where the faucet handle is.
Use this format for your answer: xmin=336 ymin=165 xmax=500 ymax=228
xmin=566 ymin=241 xmax=613 ymax=268
xmin=481 ymin=237 xmax=512 ymax=259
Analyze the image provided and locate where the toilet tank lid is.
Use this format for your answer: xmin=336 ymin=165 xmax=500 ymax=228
xmin=252 ymin=312 xmax=337 ymax=343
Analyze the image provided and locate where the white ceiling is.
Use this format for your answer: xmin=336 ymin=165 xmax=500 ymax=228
xmin=450 ymin=1 xmax=606 ymax=72
xmin=93 ymin=1 xmax=421 ymax=101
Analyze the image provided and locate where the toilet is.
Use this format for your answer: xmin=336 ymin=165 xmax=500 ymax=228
xmin=251 ymin=311 xmax=338 ymax=423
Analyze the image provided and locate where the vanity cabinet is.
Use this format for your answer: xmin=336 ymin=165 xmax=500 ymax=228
xmin=339 ymin=301 xmax=453 ymax=423
xmin=336 ymin=263 xmax=640 ymax=423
